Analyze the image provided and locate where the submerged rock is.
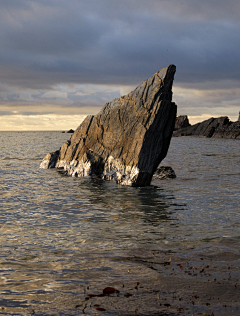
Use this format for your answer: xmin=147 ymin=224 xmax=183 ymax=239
xmin=40 ymin=65 xmax=177 ymax=186
xmin=173 ymin=116 xmax=240 ymax=139
xmin=153 ymin=166 xmax=176 ymax=180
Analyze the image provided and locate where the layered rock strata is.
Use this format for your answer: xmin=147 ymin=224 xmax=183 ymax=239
xmin=173 ymin=116 xmax=240 ymax=139
xmin=40 ymin=65 xmax=177 ymax=186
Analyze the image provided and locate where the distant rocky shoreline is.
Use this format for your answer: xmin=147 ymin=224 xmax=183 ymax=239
xmin=174 ymin=115 xmax=240 ymax=139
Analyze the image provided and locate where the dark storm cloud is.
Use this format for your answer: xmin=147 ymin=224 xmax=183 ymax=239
xmin=0 ymin=0 xmax=240 ymax=89
xmin=0 ymin=0 xmax=240 ymax=128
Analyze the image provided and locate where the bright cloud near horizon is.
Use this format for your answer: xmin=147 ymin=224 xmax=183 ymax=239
xmin=0 ymin=0 xmax=240 ymax=130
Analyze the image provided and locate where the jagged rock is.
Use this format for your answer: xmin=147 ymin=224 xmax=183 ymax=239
xmin=212 ymin=120 xmax=240 ymax=139
xmin=67 ymin=129 xmax=75 ymax=133
xmin=174 ymin=115 xmax=191 ymax=130
xmin=153 ymin=166 xmax=176 ymax=180
xmin=40 ymin=65 xmax=177 ymax=186
xmin=173 ymin=116 xmax=240 ymax=139
xmin=173 ymin=116 xmax=230 ymax=137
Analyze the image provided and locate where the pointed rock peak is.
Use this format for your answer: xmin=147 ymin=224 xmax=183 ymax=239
xmin=40 ymin=65 xmax=177 ymax=186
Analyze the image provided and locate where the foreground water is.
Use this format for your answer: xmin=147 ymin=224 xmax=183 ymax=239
xmin=0 ymin=131 xmax=239 ymax=315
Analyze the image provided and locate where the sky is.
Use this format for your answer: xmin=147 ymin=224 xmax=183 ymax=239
xmin=0 ymin=0 xmax=240 ymax=131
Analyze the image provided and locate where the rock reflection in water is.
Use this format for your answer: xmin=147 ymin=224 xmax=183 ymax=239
xmin=77 ymin=175 xmax=177 ymax=225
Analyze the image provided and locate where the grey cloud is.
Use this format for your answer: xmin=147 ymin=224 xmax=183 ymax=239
xmin=0 ymin=110 xmax=54 ymax=116
xmin=0 ymin=0 xmax=240 ymax=113
xmin=0 ymin=110 xmax=15 ymax=116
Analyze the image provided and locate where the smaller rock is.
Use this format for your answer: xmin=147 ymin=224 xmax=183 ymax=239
xmin=174 ymin=115 xmax=191 ymax=130
xmin=67 ymin=129 xmax=75 ymax=133
xmin=153 ymin=166 xmax=176 ymax=179
xmin=40 ymin=150 xmax=60 ymax=169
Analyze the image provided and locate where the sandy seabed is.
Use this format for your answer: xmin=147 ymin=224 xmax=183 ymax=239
xmin=2 ymin=248 xmax=239 ymax=316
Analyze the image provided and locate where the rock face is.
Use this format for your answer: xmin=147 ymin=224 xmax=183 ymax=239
xmin=174 ymin=115 xmax=191 ymax=130
xmin=40 ymin=65 xmax=177 ymax=186
xmin=173 ymin=116 xmax=240 ymax=139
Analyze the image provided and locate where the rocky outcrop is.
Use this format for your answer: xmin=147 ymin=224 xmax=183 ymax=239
xmin=211 ymin=120 xmax=240 ymax=139
xmin=61 ymin=129 xmax=75 ymax=133
xmin=40 ymin=65 xmax=177 ymax=186
xmin=173 ymin=116 xmax=240 ymax=139
xmin=153 ymin=166 xmax=176 ymax=180
xmin=174 ymin=115 xmax=191 ymax=130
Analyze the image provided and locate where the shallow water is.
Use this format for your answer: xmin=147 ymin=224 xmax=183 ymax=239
xmin=0 ymin=132 xmax=240 ymax=315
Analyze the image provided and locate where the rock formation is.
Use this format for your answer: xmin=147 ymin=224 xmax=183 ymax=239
xmin=153 ymin=166 xmax=176 ymax=180
xmin=40 ymin=65 xmax=177 ymax=186
xmin=174 ymin=115 xmax=191 ymax=130
xmin=61 ymin=129 xmax=74 ymax=133
xmin=173 ymin=116 xmax=240 ymax=139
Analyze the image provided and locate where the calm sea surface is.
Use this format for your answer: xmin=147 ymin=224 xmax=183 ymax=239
xmin=0 ymin=131 xmax=240 ymax=315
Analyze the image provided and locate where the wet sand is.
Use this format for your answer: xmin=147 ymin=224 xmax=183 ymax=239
xmin=75 ymin=250 xmax=240 ymax=316
xmin=0 ymin=241 xmax=239 ymax=316
xmin=13 ymin=248 xmax=237 ymax=315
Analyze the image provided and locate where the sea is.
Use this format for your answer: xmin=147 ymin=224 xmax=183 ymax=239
xmin=0 ymin=131 xmax=240 ymax=316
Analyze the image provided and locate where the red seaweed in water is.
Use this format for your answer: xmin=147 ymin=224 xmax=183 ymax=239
xmin=124 ymin=293 xmax=133 ymax=297
xmin=102 ymin=287 xmax=116 ymax=295
xmin=88 ymin=294 xmax=97 ymax=298
xmin=96 ymin=307 xmax=106 ymax=311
